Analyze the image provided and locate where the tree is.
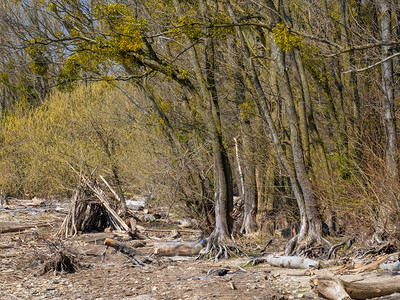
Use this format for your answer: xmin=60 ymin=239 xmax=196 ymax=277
xmin=380 ymin=0 xmax=399 ymax=180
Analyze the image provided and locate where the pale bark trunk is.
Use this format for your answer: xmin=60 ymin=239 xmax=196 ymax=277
xmin=225 ymin=0 xmax=310 ymax=247
xmin=231 ymin=46 xmax=258 ymax=234
xmin=274 ymin=46 xmax=322 ymax=242
xmin=381 ymin=0 xmax=399 ymax=180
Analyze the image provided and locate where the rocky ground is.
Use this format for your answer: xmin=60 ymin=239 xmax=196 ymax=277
xmin=1 ymin=199 xmax=399 ymax=300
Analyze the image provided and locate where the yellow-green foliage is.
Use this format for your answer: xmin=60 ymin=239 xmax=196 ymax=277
xmin=93 ymin=3 xmax=146 ymax=54
xmin=209 ymin=13 xmax=234 ymax=39
xmin=170 ymin=12 xmax=233 ymax=41
xmin=272 ymin=23 xmax=302 ymax=52
xmin=26 ymin=38 xmax=49 ymax=76
xmin=0 ymin=83 xmax=144 ymax=196
xmin=171 ymin=16 xmax=204 ymax=40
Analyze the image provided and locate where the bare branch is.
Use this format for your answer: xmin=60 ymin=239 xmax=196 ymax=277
xmin=343 ymin=52 xmax=400 ymax=74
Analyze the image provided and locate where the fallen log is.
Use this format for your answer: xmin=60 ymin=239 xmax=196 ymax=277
xmin=245 ymin=255 xmax=320 ymax=269
xmin=104 ymin=238 xmax=141 ymax=257
xmin=310 ymin=275 xmax=400 ymax=300
xmin=104 ymin=238 xmax=152 ymax=266
xmin=154 ymin=240 xmax=206 ymax=256
xmin=0 ymin=223 xmax=49 ymax=233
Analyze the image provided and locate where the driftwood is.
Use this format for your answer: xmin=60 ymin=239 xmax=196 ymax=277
xmin=335 ymin=255 xmax=393 ymax=274
xmin=40 ymin=240 xmax=81 ymax=275
xmin=58 ymin=164 xmax=133 ymax=238
xmin=0 ymin=222 xmax=49 ymax=233
xmin=104 ymin=238 xmax=152 ymax=266
xmin=245 ymin=255 xmax=320 ymax=269
xmin=104 ymin=238 xmax=141 ymax=257
xmin=154 ymin=240 xmax=206 ymax=256
xmin=310 ymin=275 xmax=400 ymax=300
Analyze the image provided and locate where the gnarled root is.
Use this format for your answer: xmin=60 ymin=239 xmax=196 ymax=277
xmin=198 ymin=231 xmax=243 ymax=261
xmin=285 ymin=234 xmax=332 ymax=259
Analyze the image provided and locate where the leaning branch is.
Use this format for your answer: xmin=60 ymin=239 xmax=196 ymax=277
xmin=343 ymin=52 xmax=400 ymax=74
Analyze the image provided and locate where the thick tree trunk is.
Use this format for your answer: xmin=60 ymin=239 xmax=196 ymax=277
xmin=273 ymin=44 xmax=322 ymax=244
xmin=225 ymin=0 xmax=307 ymax=242
xmin=226 ymin=0 xmax=323 ymax=252
xmin=381 ymin=0 xmax=399 ymax=180
xmin=172 ymin=0 xmax=233 ymax=248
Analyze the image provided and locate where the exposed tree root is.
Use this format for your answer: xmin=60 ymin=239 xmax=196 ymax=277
xmin=285 ymin=234 xmax=332 ymax=259
xmin=197 ymin=231 xmax=244 ymax=261
xmin=356 ymin=241 xmax=395 ymax=259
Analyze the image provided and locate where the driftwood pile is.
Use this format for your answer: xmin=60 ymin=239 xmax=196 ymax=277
xmin=57 ymin=170 xmax=131 ymax=238
xmin=39 ymin=240 xmax=81 ymax=275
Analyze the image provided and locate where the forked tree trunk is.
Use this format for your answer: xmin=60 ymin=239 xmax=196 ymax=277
xmin=273 ymin=32 xmax=323 ymax=248
xmin=172 ymin=0 xmax=234 ymax=248
xmin=226 ymin=0 xmax=323 ymax=252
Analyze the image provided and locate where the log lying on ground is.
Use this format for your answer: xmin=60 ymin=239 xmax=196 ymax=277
xmin=0 ymin=222 xmax=49 ymax=233
xmin=104 ymin=238 xmax=141 ymax=257
xmin=248 ymin=255 xmax=320 ymax=269
xmin=154 ymin=240 xmax=206 ymax=256
xmin=104 ymin=238 xmax=152 ymax=266
xmin=310 ymin=275 xmax=400 ymax=300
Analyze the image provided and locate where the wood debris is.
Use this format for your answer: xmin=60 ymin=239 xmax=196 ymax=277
xmin=310 ymin=275 xmax=400 ymax=300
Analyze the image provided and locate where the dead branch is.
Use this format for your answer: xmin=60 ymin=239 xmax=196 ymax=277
xmin=0 ymin=223 xmax=50 ymax=234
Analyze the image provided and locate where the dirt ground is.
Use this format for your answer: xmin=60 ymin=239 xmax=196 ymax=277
xmin=1 ymin=199 xmax=399 ymax=300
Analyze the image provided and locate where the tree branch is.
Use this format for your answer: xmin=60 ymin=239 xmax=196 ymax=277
xmin=343 ymin=52 xmax=400 ymax=74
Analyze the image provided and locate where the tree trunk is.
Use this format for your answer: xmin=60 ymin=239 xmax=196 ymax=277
xmin=172 ymin=0 xmax=234 ymax=249
xmin=381 ymin=0 xmax=399 ymax=180
xmin=274 ymin=45 xmax=322 ymax=243
xmin=231 ymin=44 xmax=258 ymax=234
xmin=226 ymin=0 xmax=323 ymax=252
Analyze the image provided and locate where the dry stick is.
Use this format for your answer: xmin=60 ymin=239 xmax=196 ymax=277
xmin=100 ymin=175 xmax=121 ymax=204
xmin=0 ymin=223 xmax=50 ymax=233
xmin=335 ymin=254 xmax=393 ymax=275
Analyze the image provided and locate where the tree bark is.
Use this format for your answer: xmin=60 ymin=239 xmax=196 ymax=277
xmin=381 ymin=0 xmax=399 ymax=180
xmin=173 ymin=0 xmax=234 ymax=248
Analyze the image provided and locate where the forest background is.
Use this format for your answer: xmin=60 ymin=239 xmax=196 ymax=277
xmin=0 ymin=0 xmax=400 ymax=255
